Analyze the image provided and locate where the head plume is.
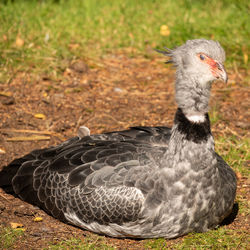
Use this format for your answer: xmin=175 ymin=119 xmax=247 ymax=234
xmin=156 ymin=39 xmax=226 ymax=67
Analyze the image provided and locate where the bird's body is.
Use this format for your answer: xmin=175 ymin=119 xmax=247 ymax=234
xmin=0 ymin=39 xmax=236 ymax=238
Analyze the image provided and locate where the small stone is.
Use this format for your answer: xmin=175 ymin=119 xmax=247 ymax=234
xmin=1 ymin=96 xmax=15 ymax=105
xmin=41 ymin=226 xmax=50 ymax=233
xmin=0 ymin=203 xmax=5 ymax=214
xmin=113 ymin=87 xmax=123 ymax=93
xmin=30 ymin=232 xmax=42 ymax=237
xmin=78 ymin=126 xmax=90 ymax=138
xmin=14 ymin=205 xmax=34 ymax=217
xmin=235 ymin=121 xmax=250 ymax=129
xmin=70 ymin=61 xmax=88 ymax=73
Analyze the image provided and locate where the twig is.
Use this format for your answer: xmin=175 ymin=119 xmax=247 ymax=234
xmin=1 ymin=128 xmax=53 ymax=135
xmin=215 ymin=87 xmax=250 ymax=92
xmin=225 ymin=127 xmax=243 ymax=139
xmin=0 ymin=193 xmax=11 ymax=202
xmin=0 ymin=91 xmax=12 ymax=97
xmin=101 ymin=113 xmax=125 ymax=125
xmin=1 ymin=128 xmax=66 ymax=141
xmin=6 ymin=136 xmax=51 ymax=142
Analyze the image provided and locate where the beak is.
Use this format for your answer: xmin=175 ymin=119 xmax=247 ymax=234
xmin=215 ymin=62 xmax=228 ymax=83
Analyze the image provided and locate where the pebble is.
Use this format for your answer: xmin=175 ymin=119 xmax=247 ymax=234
xmin=14 ymin=205 xmax=34 ymax=217
xmin=70 ymin=61 xmax=89 ymax=73
xmin=1 ymin=96 xmax=15 ymax=105
xmin=235 ymin=121 xmax=249 ymax=129
xmin=41 ymin=226 xmax=50 ymax=233
xmin=113 ymin=87 xmax=123 ymax=93
xmin=0 ymin=203 xmax=5 ymax=214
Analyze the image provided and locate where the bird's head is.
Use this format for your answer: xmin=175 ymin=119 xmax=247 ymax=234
xmin=157 ymin=39 xmax=227 ymax=85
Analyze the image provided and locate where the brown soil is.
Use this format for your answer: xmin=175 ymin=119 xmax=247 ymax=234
xmin=0 ymin=54 xmax=249 ymax=249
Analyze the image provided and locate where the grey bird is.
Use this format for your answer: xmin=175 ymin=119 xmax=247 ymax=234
xmin=0 ymin=39 xmax=236 ymax=239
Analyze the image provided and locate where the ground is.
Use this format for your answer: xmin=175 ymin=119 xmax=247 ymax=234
xmin=0 ymin=54 xmax=249 ymax=249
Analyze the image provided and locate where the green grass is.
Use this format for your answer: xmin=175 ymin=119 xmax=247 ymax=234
xmin=144 ymin=237 xmax=168 ymax=249
xmin=0 ymin=0 xmax=249 ymax=82
xmin=209 ymin=104 xmax=222 ymax=125
xmin=144 ymin=228 xmax=249 ymax=249
xmin=216 ymin=135 xmax=250 ymax=218
xmin=47 ymin=235 xmax=114 ymax=250
xmin=175 ymin=228 xmax=249 ymax=249
xmin=0 ymin=227 xmax=25 ymax=249
xmin=215 ymin=136 xmax=249 ymax=176
xmin=0 ymin=2 xmax=249 ymax=248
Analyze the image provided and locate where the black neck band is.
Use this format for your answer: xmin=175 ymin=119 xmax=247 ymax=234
xmin=174 ymin=108 xmax=211 ymax=143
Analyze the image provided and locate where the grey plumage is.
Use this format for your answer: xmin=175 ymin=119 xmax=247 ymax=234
xmin=0 ymin=39 xmax=236 ymax=239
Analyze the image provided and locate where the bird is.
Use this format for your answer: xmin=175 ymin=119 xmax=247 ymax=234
xmin=0 ymin=39 xmax=236 ymax=239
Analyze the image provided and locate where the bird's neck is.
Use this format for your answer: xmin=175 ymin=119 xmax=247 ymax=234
xmin=161 ymin=108 xmax=215 ymax=169
xmin=171 ymin=108 xmax=212 ymax=144
xmin=175 ymin=74 xmax=211 ymax=122
xmin=160 ymin=75 xmax=215 ymax=169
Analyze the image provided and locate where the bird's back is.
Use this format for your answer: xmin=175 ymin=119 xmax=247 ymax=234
xmin=0 ymin=126 xmax=171 ymax=231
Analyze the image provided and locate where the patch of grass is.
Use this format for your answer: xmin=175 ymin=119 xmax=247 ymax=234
xmin=175 ymin=228 xmax=248 ymax=249
xmin=144 ymin=228 xmax=249 ymax=249
xmin=216 ymin=135 xmax=249 ymax=217
xmin=237 ymin=193 xmax=250 ymax=218
xmin=215 ymin=136 xmax=249 ymax=176
xmin=0 ymin=227 xmax=25 ymax=249
xmin=209 ymin=104 xmax=222 ymax=125
xmin=47 ymin=235 xmax=115 ymax=250
xmin=144 ymin=237 xmax=168 ymax=249
xmin=0 ymin=0 xmax=249 ymax=82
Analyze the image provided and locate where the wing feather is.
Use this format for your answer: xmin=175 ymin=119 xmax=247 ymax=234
xmin=3 ymin=126 xmax=170 ymax=225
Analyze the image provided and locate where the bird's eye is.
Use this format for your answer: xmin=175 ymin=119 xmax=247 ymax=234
xmin=199 ymin=54 xmax=206 ymax=60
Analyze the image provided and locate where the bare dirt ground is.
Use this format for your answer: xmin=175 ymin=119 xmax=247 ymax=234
xmin=0 ymin=54 xmax=249 ymax=249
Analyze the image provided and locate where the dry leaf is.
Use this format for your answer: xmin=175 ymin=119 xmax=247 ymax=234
xmin=69 ymin=43 xmax=80 ymax=50
xmin=243 ymin=52 xmax=248 ymax=64
xmin=15 ymin=36 xmax=24 ymax=47
xmin=34 ymin=113 xmax=46 ymax=119
xmin=0 ymin=91 xmax=12 ymax=97
xmin=160 ymin=25 xmax=170 ymax=36
xmin=33 ymin=217 xmax=43 ymax=222
xmin=235 ymin=171 xmax=242 ymax=180
xmin=0 ymin=148 xmax=6 ymax=154
xmin=10 ymin=222 xmax=24 ymax=229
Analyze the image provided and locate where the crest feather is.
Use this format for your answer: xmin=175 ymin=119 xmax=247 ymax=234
xmin=155 ymin=47 xmax=173 ymax=64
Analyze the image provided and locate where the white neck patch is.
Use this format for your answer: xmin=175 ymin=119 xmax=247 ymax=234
xmin=186 ymin=114 xmax=206 ymax=123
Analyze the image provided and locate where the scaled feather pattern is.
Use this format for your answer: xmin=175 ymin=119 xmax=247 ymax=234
xmin=0 ymin=39 xmax=236 ymax=239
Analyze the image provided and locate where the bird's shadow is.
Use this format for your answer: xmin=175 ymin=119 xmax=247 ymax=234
xmin=220 ymin=203 xmax=239 ymax=226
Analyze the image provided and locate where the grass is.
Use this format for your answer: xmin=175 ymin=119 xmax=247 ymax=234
xmin=215 ymin=135 xmax=249 ymax=216
xmin=144 ymin=237 xmax=168 ymax=249
xmin=144 ymin=228 xmax=249 ymax=250
xmin=47 ymin=235 xmax=114 ymax=250
xmin=144 ymin=228 xmax=249 ymax=249
xmin=209 ymin=104 xmax=222 ymax=125
xmin=215 ymin=136 xmax=249 ymax=176
xmin=0 ymin=227 xmax=25 ymax=249
xmin=0 ymin=1 xmax=249 ymax=249
xmin=174 ymin=228 xmax=249 ymax=249
xmin=0 ymin=0 xmax=249 ymax=82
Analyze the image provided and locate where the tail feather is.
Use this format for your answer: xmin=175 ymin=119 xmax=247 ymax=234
xmin=0 ymin=153 xmax=36 ymax=194
xmin=0 ymin=158 xmax=27 ymax=193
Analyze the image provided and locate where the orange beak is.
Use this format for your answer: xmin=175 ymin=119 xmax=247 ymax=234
xmin=207 ymin=58 xmax=228 ymax=83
